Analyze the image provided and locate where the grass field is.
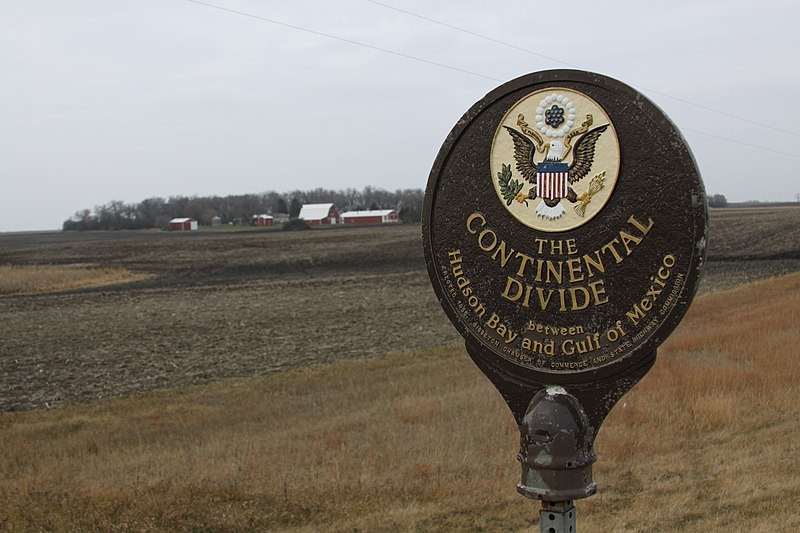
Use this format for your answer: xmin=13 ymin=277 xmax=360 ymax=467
xmin=0 ymin=207 xmax=799 ymax=531
xmin=1 ymin=272 xmax=799 ymax=532
xmin=0 ymin=264 xmax=149 ymax=296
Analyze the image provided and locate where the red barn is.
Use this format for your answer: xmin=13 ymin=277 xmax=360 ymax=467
xmin=340 ymin=209 xmax=399 ymax=224
xmin=298 ymin=203 xmax=340 ymax=225
xmin=169 ymin=218 xmax=198 ymax=231
xmin=252 ymin=214 xmax=274 ymax=226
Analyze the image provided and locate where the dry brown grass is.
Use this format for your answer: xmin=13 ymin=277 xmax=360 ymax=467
xmin=584 ymin=272 xmax=800 ymax=531
xmin=0 ymin=264 xmax=149 ymax=295
xmin=1 ymin=273 xmax=799 ymax=532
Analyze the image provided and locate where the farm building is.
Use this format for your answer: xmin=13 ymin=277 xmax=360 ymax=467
xmin=298 ymin=203 xmax=340 ymax=225
xmin=211 ymin=216 xmax=222 ymax=226
xmin=252 ymin=214 xmax=274 ymax=226
xmin=169 ymin=218 xmax=198 ymax=231
xmin=340 ymin=209 xmax=399 ymax=224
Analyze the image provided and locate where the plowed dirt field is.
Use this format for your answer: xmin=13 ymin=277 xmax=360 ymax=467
xmin=1 ymin=207 xmax=798 ymax=411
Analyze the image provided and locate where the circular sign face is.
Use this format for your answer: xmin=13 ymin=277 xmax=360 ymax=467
xmin=490 ymin=88 xmax=620 ymax=232
xmin=423 ymin=70 xmax=707 ymax=385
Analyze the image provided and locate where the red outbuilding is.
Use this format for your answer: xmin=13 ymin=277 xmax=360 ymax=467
xmin=169 ymin=218 xmax=198 ymax=231
xmin=252 ymin=214 xmax=274 ymax=226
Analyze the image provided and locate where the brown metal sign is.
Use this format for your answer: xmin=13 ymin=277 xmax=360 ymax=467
xmin=423 ymin=69 xmax=707 ymax=432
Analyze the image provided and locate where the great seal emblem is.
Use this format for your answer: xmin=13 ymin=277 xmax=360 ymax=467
xmin=423 ymin=69 xmax=706 ymax=420
xmin=491 ymin=88 xmax=620 ymax=232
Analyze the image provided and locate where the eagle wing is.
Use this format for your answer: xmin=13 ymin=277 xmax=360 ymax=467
xmin=503 ymin=126 xmax=537 ymax=184
xmin=568 ymin=124 xmax=609 ymax=184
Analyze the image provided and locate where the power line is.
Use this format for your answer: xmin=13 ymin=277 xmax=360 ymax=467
xmin=616 ymin=86 xmax=800 ymax=139
xmin=184 ymin=0 xmax=501 ymax=83
xmin=366 ymin=0 xmax=579 ymax=69
xmin=367 ymin=0 xmax=800 ymax=139
xmin=683 ymin=128 xmax=800 ymax=159
xmin=183 ymin=0 xmax=800 ymax=159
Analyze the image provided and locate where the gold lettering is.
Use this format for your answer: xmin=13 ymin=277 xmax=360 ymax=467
xmin=566 ymin=239 xmax=578 ymax=255
xmin=491 ymin=240 xmax=515 ymax=268
xmin=532 ymin=238 xmax=578 ymax=256
xmin=536 ymin=287 xmax=554 ymax=311
xmin=567 ymin=258 xmax=585 ymax=283
xmin=526 ymin=322 xmax=585 ymax=335
xmin=589 ymin=279 xmax=609 ymax=306
xmin=466 ymin=212 xmax=486 ymax=234
xmin=502 ymin=277 xmax=524 ymax=303
xmin=628 ymin=214 xmax=654 ymax=235
xmin=582 ymin=250 xmax=605 ymax=277
xmin=619 ymin=231 xmax=642 ymax=255
xmin=562 ymin=339 xmax=575 ymax=355
xmin=523 ymin=284 xmax=532 ymax=308
xmin=535 ymin=258 xmax=545 ymax=282
xmin=569 ymin=286 xmax=591 ymax=310
xmin=545 ymin=260 xmax=563 ymax=283
xmin=626 ymin=304 xmax=646 ymax=325
xmin=601 ymin=238 xmax=624 ymax=263
xmin=515 ymin=252 xmax=535 ymax=277
xmin=478 ymin=228 xmax=497 ymax=251
xmin=521 ymin=337 xmax=554 ymax=355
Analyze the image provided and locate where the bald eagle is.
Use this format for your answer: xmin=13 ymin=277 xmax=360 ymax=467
xmin=503 ymin=123 xmax=609 ymax=219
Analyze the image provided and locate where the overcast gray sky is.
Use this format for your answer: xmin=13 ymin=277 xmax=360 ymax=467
xmin=2 ymin=0 xmax=799 ymax=232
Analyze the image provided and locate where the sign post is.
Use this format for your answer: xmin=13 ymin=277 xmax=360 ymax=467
xmin=422 ymin=70 xmax=707 ymax=529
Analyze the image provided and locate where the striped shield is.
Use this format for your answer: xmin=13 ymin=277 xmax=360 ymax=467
xmin=537 ymin=161 xmax=569 ymax=200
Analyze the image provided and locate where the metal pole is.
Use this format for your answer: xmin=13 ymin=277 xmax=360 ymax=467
xmin=539 ymin=500 xmax=576 ymax=533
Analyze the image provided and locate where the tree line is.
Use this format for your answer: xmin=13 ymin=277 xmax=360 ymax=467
xmin=706 ymin=194 xmax=728 ymax=208
xmin=62 ymin=187 xmax=424 ymax=231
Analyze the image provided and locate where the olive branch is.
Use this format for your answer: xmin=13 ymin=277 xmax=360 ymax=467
xmin=574 ymin=171 xmax=606 ymax=217
xmin=498 ymin=163 xmax=525 ymax=206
